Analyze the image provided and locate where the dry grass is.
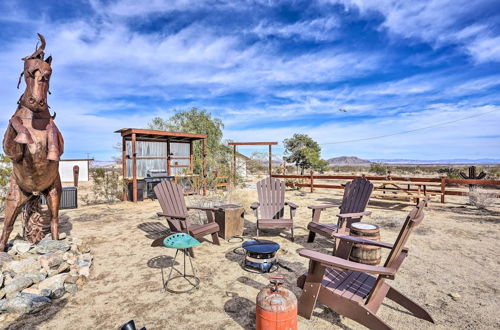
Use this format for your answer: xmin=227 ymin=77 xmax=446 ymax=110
xmin=0 ymin=177 xmax=499 ymax=329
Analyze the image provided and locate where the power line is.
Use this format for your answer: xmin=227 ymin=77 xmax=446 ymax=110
xmin=320 ymin=108 xmax=500 ymax=145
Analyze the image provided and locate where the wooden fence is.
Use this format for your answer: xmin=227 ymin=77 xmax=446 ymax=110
xmin=271 ymin=173 xmax=500 ymax=203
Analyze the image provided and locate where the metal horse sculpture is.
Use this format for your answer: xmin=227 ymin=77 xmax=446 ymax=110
xmin=0 ymin=34 xmax=64 ymax=251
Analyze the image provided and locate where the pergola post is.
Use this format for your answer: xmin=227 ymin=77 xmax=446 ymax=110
xmin=167 ymin=140 xmax=171 ymax=176
xmin=132 ymin=132 xmax=137 ymax=202
xmin=268 ymin=144 xmax=272 ymax=177
xmin=202 ymin=138 xmax=207 ymax=196
xmin=122 ymin=136 xmax=126 ymax=201
xmin=189 ymin=140 xmax=194 ymax=172
xmin=233 ymin=145 xmax=237 ymax=185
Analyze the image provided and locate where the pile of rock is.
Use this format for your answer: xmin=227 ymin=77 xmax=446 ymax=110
xmin=0 ymin=234 xmax=92 ymax=314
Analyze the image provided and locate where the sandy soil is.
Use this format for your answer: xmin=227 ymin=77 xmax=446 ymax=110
xmin=0 ymin=182 xmax=499 ymax=330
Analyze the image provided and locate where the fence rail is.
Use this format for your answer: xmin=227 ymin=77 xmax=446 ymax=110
xmin=271 ymin=173 xmax=500 ymax=203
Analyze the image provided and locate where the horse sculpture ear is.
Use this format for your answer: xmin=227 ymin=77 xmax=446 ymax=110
xmin=45 ymin=55 xmax=52 ymax=65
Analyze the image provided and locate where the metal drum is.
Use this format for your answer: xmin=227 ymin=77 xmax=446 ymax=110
xmin=242 ymin=239 xmax=280 ymax=273
xmin=349 ymin=222 xmax=381 ymax=265
xmin=256 ymin=276 xmax=297 ymax=330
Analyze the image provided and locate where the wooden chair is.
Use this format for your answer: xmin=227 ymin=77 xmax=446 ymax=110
xmin=154 ymin=180 xmax=220 ymax=257
xmin=250 ymin=177 xmax=298 ymax=241
xmin=307 ymin=177 xmax=373 ymax=244
xmin=297 ymin=199 xmax=434 ymax=329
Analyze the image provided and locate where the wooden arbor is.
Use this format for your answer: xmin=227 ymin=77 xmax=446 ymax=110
xmin=228 ymin=142 xmax=278 ymax=184
xmin=115 ymin=128 xmax=207 ymax=202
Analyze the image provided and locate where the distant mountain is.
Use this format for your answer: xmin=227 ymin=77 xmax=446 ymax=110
xmin=328 ymin=156 xmax=371 ymax=165
xmin=370 ymin=159 xmax=500 ymax=165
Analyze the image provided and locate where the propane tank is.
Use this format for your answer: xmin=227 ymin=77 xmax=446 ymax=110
xmin=256 ymin=275 xmax=298 ymax=330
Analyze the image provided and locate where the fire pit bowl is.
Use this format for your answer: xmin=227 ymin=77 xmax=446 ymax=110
xmin=242 ymin=239 xmax=280 ymax=273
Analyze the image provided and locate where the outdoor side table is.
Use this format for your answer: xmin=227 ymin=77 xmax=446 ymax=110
xmin=163 ymin=233 xmax=201 ymax=293
xmin=214 ymin=204 xmax=245 ymax=240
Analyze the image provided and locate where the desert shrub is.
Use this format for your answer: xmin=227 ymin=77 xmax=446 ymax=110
xmin=437 ymin=167 xmax=461 ymax=179
xmin=0 ymin=155 xmax=12 ymax=212
xmin=83 ymin=167 xmax=124 ymax=204
xmin=469 ymin=188 xmax=497 ymax=209
xmin=285 ymin=178 xmax=307 ymax=190
xmin=369 ymin=163 xmax=387 ymax=176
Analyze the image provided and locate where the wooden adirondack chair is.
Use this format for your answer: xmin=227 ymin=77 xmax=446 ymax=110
xmin=296 ymin=199 xmax=434 ymax=329
xmin=307 ymin=177 xmax=373 ymax=244
xmin=250 ymin=177 xmax=298 ymax=241
xmin=154 ymin=180 xmax=220 ymax=257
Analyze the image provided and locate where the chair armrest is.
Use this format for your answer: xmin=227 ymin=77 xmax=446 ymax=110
xmin=285 ymin=201 xmax=298 ymax=209
xmin=157 ymin=212 xmax=187 ymax=219
xmin=250 ymin=202 xmax=260 ymax=210
xmin=187 ymin=206 xmax=217 ymax=212
xmin=299 ymin=249 xmax=396 ymax=276
xmin=336 ymin=211 xmax=372 ymax=218
xmin=308 ymin=204 xmax=337 ymax=210
xmin=331 ymin=233 xmax=399 ymax=249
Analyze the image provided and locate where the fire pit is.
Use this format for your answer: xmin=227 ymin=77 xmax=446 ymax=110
xmin=242 ymin=239 xmax=280 ymax=273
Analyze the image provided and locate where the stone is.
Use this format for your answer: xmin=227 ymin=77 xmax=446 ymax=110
xmin=0 ymin=273 xmax=4 ymax=288
xmin=58 ymin=233 xmax=67 ymax=240
xmin=50 ymin=287 xmax=65 ymax=299
xmin=78 ymin=266 xmax=90 ymax=278
xmin=35 ymin=238 xmax=70 ymax=254
xmin=63 ymin=252 xmax=78 ymax=265
xmin=39 ymin=253 xmax=64 ymax=270
xmin=64 ymin=276 xmax=79 ymax=284
xmin=0 ymin=277 xmax=33 ymax=298
xmin=76 ymin=259 xmax=91 ymax=268
xmin=0 ymin=298 xmax=5 ymax=311
xmin=24 ymin=272 xmax=47 ymax=284
xmin=48 ymin=263 xmax=70 ymax=277
xmin=0 ymin=252 xmax=13 ymax=266
xmin=69 ymin=265 xmax=79 ymax=276
xmin=38 ymin=273 xmax=69 ymax=298
xmin=2 ymin=293 xmax=51 ymax=314
xmin=77 ymin=244 xmax=90 ymax=254
xmin=5 ymin=259 xmax=41 ymax=275
xmin=64 ymin=283 xmax=77 ymax=294
xmin=13 ymin=242 xmax=32 ymax=254
xmin=449 ymin=292 xmax=461 ymax=301
xmin=76 ymin=275 xmax=87 ymax=287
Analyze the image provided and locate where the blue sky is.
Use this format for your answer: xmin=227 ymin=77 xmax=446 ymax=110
xmin=0 ymin=0 xmax=499 ymax=161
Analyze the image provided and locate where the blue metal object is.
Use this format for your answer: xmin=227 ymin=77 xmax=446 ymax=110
xmin=163 ymin=233 xmax=201 ymax=249
xmin=242 ymin=239 xmax=280 ymax=273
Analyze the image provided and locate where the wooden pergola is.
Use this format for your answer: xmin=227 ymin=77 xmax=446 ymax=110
xmin=115 ymin=128 xmax=207 ymax=201
xmin=227 ymin=141 xmax=278 ymax=183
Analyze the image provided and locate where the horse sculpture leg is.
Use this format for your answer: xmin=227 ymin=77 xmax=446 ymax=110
xmin=0 ymin=178 xmax=30 ymax=251
xmin=9 ymin=116 xmax=33 ymax=145
xmin=44 ymin=176 xmax=62 ymax=240
xmin=46 ymin=120 xmax=62 ymax=161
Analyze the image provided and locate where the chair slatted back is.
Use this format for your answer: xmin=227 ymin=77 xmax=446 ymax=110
xmin=339 ymin=177 xmax=373 ymax=226
xmin=256 ymin=177 xmax=286 ymax=219
xmin=383 ymin=199 xmax=426 ymax=269
xmin=154 ymin=180 xmax=190 ymax=232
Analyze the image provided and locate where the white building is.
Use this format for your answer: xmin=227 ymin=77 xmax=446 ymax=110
xmin=59 ymin=159 xmax=92 ymax=183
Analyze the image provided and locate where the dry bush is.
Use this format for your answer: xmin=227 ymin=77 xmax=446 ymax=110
xmin=469 ymin=188 xmax=497 ymax=209
xmin=82 ymin=167 xmax=124 ymax=204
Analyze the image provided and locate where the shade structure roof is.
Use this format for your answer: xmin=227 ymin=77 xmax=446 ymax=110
xmin=115 ymin=128 xmax=206 ymax=143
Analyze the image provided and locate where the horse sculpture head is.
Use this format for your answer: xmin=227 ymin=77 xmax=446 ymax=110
xmin=18 ymin=33 xmax=52 ymax=113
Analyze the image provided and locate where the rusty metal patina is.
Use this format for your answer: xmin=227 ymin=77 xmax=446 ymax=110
xmin=0 ymin=34 xmax=64 ymax=250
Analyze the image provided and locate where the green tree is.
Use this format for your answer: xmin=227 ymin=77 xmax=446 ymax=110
xmin=283 ymin=134 xmax=329 ymax=174
xmin=148 ymin=108 xmax=229 ymax=175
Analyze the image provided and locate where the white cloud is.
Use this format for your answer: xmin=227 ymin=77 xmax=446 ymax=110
xmin=326 ymin=0 xmax=500 ymax=63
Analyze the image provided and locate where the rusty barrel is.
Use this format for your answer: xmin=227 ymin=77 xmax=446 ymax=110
xmin=349 ymin=222 xmax=381 ymax=265
xmin=256 ymin=276 xmax=297 ymax=330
